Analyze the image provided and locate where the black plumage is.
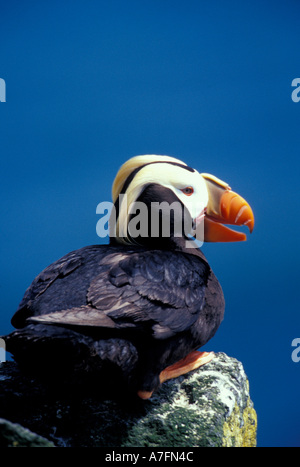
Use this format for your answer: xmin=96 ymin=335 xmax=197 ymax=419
xmin=4 ymin=155 xmax=252 ymax=398
xmin=5 ymin=243 xmax=224 ymax=395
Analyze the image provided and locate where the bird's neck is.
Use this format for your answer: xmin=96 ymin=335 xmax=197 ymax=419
xmin=109 ymin=234 xmax=208 ymax=264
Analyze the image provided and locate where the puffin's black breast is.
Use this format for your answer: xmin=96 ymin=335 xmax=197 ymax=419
xmin=5 ymin=244 xmax=224 ymax=394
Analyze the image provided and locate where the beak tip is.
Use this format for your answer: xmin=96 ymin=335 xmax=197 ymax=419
xmin=203 ymin=177 xmax=254 ymax=242
xmin=244 ymin=215 xmax=255 ymax=234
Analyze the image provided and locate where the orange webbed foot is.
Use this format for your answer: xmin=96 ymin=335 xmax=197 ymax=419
xmin=137 ymin=351 xmax=214 ymax=400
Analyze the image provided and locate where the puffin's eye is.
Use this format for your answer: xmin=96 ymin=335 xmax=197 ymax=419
xmin=180 ymin=186 xmax=194 ymax=196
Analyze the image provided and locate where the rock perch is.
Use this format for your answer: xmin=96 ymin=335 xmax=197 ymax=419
xmin=0 ymin=352 xmax=257 ymax=447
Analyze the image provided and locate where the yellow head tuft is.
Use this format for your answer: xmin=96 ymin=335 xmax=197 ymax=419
xmin=111 ymin=155 xmax=186 ymax=203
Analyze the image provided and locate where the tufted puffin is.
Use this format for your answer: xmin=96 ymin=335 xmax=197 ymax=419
xmin=3 ymin=155 xmax=254 ymax=399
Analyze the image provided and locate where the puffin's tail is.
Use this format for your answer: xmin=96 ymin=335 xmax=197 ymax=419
xmin=3 ymin=324 xmax=139 ymax=396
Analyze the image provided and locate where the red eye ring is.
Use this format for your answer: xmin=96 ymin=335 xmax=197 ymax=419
xmin=180 ymin=186 xmax=194 ymax=196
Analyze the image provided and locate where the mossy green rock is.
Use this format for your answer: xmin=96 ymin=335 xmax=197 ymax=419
xmin=0 ymin=353 xmax=256 ymax=447
xmin=0 ymin=418 xmax=55 ymax=447
xmin=122 ymin=352 xmax=257 ymax=447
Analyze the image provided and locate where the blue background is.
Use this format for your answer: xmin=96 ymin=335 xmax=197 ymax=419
xmin=1 ymin=0 xmax=299 ymax=447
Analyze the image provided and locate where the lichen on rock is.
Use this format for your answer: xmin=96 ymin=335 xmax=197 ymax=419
xmin=0 ymin=352 xmax=257 ymax=447
xmin=123 ymin=352 xmax=257 ymax=447
xmin=222 ymin=384 xmax=257 ymax=447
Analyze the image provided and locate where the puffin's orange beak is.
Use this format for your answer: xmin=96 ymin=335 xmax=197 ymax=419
xmin=201 ymin=174 xmax=254 ymax=242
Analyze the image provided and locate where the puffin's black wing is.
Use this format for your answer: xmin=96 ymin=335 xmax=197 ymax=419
xmin=11 ymin=245 xmax=108 ymax=328
xmin=16 ymin=246 xmax=210 ymax=339
xmin=89 ymin=249 xmax=210 ymax=337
